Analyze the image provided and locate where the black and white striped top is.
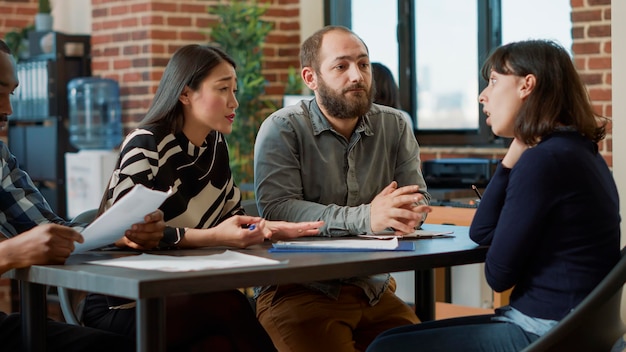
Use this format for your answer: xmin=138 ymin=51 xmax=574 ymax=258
xmin=103 ymin=124 xmax=243 ymax=232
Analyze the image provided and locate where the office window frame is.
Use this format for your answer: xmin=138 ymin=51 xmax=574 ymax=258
xmin=325 ymin=0 xmax=504 ymax=146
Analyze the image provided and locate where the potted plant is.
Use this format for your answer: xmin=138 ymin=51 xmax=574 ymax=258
xmin=35 ymin=0 xmax=53 ymax=31
xmin=3 ymin=25 xmax=33 ymax=60
xmin=206 ymin=0 xmax=274 ymax=185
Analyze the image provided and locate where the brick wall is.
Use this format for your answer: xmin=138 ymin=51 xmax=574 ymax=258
xmin=89 ymin=0 xmax=301 ymax=130
xmin=571 ymin=0 xmax=612 ymax=167
xmin=0 ymin=0 xmax=37 ymax=32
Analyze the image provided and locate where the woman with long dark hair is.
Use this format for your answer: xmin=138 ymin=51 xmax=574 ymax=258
xmin=82 ymin=44 xmax=323 ymax=351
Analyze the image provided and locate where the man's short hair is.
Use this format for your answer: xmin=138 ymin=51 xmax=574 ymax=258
xmin=300 ymin=25 xmax=368 ymax=73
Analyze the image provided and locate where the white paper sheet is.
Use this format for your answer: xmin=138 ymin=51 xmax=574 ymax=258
xmin=73 ymin=185 xmax=171 ymax=253
xmin=87 ymin=250 xmax=282 ymax=272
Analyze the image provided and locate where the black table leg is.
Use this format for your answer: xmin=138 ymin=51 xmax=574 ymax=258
xmin=414 ymin=269 xmax=435 ymax=321
xmin=20 ymin=281 xmax=47 ymax=352
xmin=136 ymin=297 xmax=166 ymax=352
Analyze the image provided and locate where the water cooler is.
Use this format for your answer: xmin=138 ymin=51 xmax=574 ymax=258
xmin=65 ymin=77 xmax=122 ymax=219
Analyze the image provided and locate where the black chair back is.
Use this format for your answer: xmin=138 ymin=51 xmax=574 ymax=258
xmin=522 ymin=247 xmax=626 ymax=352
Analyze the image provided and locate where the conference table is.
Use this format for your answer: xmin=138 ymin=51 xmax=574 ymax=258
xmin=5 ymin=224 xmax=487 ymax=352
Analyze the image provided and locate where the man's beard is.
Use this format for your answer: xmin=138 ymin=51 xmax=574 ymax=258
xmin=317 ymin=77 xmax=374 ymax=120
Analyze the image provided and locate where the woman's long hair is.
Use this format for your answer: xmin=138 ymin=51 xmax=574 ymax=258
xmin=372 ymin=62 xmax=401 ymax=109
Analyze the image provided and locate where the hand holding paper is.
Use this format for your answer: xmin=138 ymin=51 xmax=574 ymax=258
xmin=73 ymin=185 xmax=171 ymax=253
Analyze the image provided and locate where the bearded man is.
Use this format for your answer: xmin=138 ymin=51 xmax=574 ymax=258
xmin=253 ymin=25 xmax=432 ymax=352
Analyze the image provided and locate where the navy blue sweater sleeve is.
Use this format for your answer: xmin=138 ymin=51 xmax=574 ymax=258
xmin=469 ymin=163 xmax=509 ymax=246
xmin=470 ymin=150 xmax=560 ymax=292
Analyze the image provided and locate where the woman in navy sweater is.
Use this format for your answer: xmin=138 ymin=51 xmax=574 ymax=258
xmin=366 ymin=40 xmax=621 ymax=351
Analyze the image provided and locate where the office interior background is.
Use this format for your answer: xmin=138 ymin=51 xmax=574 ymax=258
xmin=0 ymin=0 xmax=624 ymax=320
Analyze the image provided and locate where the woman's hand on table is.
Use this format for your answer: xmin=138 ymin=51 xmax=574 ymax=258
xmin=262 ymin=220 xmax=325 ymax=240
xmin=180 ymin=215 xmax=266 ymax=249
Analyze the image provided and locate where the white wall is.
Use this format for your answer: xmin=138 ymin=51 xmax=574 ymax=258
xmin=613 ymin=0 xmax=626 ymax=247
xmin=51 ymin=0 xmax=91 ymax=34
xmin=611 ymin=0 xmax=626 ymax=321
xmin=300 ymin=0 xmax=324 ymax=43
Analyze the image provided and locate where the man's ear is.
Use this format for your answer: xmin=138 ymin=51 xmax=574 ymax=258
xmin=519 ymin=74 xmax=536 ymax=99
xmin=302 ymin=67 xmax=317 ymax=90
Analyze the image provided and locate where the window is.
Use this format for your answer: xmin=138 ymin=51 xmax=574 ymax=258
xmin=408 ymin=0 xmax=498 ymax=146
xmin=351 ymin=0 xmax=399 ymax=81
xmin=501 ymin=1 xmax=572 ymax=53
xmin=327 ymin=0 xmax=571 ymax=146
xmin=413 ymin=0 xmax=479 ymax=131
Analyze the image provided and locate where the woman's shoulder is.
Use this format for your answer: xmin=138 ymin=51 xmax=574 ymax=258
xmin=517 ymin=133 xmax=588 ymax=174
xmin=120 ymin=124 xmax=176 ymax=155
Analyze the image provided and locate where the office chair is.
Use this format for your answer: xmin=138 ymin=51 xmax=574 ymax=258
xmin=57 ymin=287 xmax=85 ymax=325
xmin=57 ymin=209 xmax=99 ymax=325
xmin=239 ymin=198 xmax=261 ymax=308
xmin=521 ymin=247 xmax=626 ymax=352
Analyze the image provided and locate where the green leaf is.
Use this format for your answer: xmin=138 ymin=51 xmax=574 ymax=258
xmin=206 ymin=0 xmax=274 ymax=183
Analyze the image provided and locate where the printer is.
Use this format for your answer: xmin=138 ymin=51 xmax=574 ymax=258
xmin=422 ymin=158 xmax=497 ymax=189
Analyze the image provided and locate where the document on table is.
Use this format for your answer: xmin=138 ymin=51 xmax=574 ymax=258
xmin=270 ymin=237 xmax=416 ymax=252
xmin=358 ymin=229 xmax=455 ymax=240
xmin=73 ymin=184 xmax=172 ymax=253
xmin=87 ymin=250 xmax=282 ymax=272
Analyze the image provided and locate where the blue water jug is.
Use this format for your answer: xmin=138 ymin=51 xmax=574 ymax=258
xmin=67 ymin=77 xmax=122 ymax=150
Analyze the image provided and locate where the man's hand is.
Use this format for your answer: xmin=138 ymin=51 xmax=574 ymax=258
xmin=117 ymin=210 xmax=166 ymax=250
xmin=370 ymin=181 xmax=431 ymax=235
xmin=0 ymin=224 xmax=84 ymax=273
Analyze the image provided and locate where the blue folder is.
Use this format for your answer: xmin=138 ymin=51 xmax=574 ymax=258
xmin=268 ymin=240 xmax=416 ymax=253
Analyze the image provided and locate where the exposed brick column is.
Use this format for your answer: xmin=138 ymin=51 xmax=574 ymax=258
xmin=90 ymin=0 xmax=210 ymax=128
xmin=571 ymin=0 xmax=612 ymax=165
xmin=262 ymin=0 xmax=301 ymax=97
